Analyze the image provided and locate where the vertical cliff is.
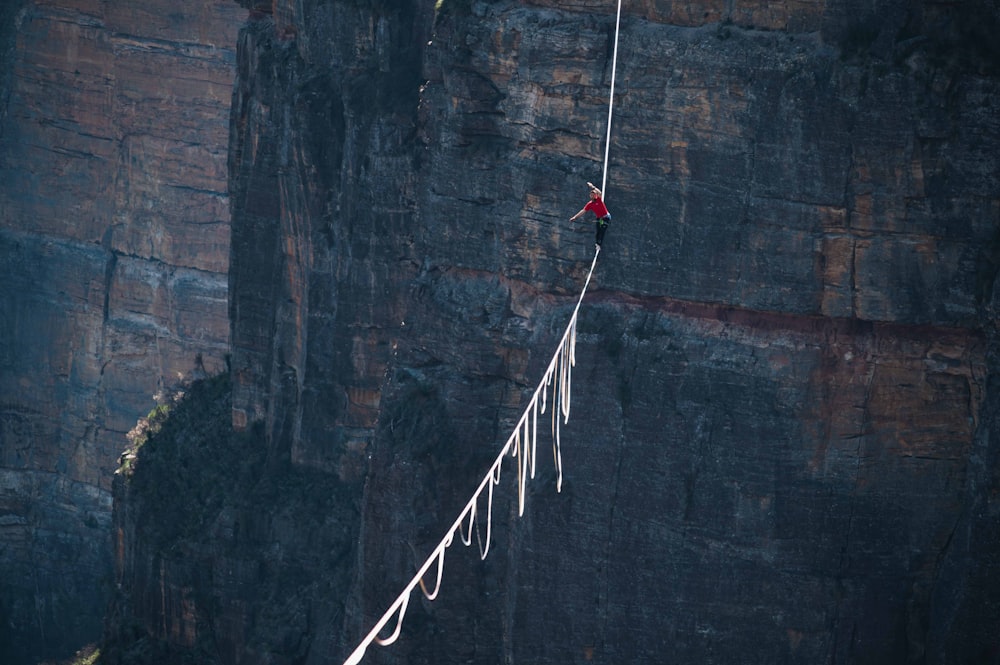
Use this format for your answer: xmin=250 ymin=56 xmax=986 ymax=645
xmin=0 ymin=2 xmax=242 ymax=662
xmin=109 ymin=0 xmax=999 ymax=664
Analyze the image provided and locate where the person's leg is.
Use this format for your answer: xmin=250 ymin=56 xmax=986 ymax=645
xmin=595 ymin=220 xmax=607 ymax=246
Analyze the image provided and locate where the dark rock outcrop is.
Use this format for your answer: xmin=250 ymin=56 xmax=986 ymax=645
xmin=59 ymin=0 xmax=1000 ymax=663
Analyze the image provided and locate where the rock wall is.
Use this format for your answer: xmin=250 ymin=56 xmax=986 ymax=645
xmin=114 ymin=0 xmax=998 ymax=664
xmin=0 ymin=2 xmax=242 ymax=662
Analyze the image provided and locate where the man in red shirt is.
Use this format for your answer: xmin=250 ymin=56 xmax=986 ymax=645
xmin=569 ymin=181 xmax=612 ymax=251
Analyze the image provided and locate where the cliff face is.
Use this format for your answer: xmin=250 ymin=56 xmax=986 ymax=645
xmin=0 ymin=2 xmax=242 ymax=662
xmin=112 ymin=0 xmax=999 ymax=664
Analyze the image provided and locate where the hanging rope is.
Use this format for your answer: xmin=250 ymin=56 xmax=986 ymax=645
xmin=342 ymin=3 xmax=622 ymax=663
xmin=601 ymin=0 xmax=623 ymax=196
xmin=343 ymin=251 xmax=598 ymax=665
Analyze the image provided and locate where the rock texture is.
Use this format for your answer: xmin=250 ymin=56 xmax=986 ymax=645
xmin=107 ymin=0 xmax=1000 ymax=664
xmin=0 ymin=2 xmax=242 ymax=662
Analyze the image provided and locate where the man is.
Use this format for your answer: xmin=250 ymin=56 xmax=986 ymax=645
xmin=569 ymin=181 xmax=612 ymax=251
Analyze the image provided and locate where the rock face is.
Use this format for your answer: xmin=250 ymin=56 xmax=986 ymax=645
xmin=104 ymin=0 xmax=1000 ymax=663
xmin=0 ymin=1 xmax=242 ymax=662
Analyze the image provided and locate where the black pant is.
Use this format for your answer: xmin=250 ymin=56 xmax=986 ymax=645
xmin=595 ymin=215 xmax=611 ymax=246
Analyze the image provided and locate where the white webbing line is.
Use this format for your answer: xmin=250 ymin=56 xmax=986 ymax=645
xmin=600 ymin=0 xmax=623 ymax=197
xmin=342 ymin=2 xmax=622 ymax=662
xmin=342 ymin=252 xmax=599 ymax=665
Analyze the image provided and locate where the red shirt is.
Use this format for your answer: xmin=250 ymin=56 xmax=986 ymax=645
xmin=585 ymin=196 xmax=609 ymax=218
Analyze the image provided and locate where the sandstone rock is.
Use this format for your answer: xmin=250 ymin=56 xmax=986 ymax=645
xmin=60 ymin=0 xmax=1000 ymax=663
xmin=252 ymin=2 xmax=1000 ymax=663
xmin=0 ymin=1 xmax=241 ymax=661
